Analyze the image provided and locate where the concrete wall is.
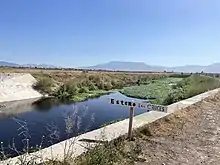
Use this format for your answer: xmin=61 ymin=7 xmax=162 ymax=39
xmin=0 ymin=74 xmax=42 ymax=103
xmin=1 ymin=88 xmax=220 ymax=165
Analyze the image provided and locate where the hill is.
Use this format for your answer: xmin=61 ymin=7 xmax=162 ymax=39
xmin=81 ymin=61 xmax=166 ymax=72
xmin=81 ymin=61 xmax=220 ymax=73
xmin=1 ymin=60 xmax=220 ymax=73
xmin=0 ymin=61 xmax=20 ymax=67
xmin=0 ymin=61 xmax=57 ymax=68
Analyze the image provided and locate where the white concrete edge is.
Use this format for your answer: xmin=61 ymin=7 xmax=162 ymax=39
xmin=0 ymin=74 xmax=42 ymax=103
xmin=0 ymin=96 xmax=43 ymax=104
xmin=1 ymin=88 xmax=220 ymax=165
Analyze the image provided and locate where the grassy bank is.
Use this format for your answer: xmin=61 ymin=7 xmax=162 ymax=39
xmin=33 ymin=71 xmax=169 ymax=102
xmin=121 ymin=75 xmax=220 ymax=105
xmin=32 ymin=69 xmax=220 ymax=104
xmin=120 ymin=78 xmax=183 ymax=104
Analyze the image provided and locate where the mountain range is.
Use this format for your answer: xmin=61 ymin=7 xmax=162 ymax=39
xmin=0 ymin=61 xmax=57 ymax=68
xmin=1 ymin=60 xmax=220 ymax=73
xmin=80 ymin=61 xmax=220 ymax=73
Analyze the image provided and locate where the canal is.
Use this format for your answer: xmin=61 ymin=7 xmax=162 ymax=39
xmin=0 ymin=92 xmax=147 ymax=158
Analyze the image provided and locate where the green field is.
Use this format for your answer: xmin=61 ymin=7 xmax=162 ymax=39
xmin=120 ymin=78 xmax=183 ymax=104
xmin=121 ymin=75 xmax=220 ymax=105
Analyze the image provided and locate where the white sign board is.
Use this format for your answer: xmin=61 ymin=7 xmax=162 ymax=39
xmin=109 ymin=98 xmax=168 ymax=113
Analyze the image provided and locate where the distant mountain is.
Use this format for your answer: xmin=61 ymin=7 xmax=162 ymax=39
xmin=22 ymin=64 xmax=58 ymax=68
xmin=203 ymin=63 xmax=220 ymax=73
xmin=82 ymin=61 xmax=153 ymax=71
xmin=0 ymin=61 xmax=20 ymax=67
xmin=167 ymin=65 xmax=206 ymax=73
xmin=1 ymin=60 xmax=220 ymax=73
xmin=80 ymin=61 xmax=220 ymax=73
xmin=80 ymin=61 xmax=168 ymax=72
xmin=0 ymin=61 xmax=57 ymax=68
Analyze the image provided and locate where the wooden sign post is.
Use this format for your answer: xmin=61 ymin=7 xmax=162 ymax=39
xmin=128 ymin=106 xmax=134 ymax=140
xmin=109 ymin=98 xmax=168 ymax=140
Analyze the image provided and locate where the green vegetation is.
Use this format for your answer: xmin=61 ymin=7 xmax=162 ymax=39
xmin=121 ymin=75 xmax=220 ymax=105
xmin=32 ymin=77 xmax=55 ymax=95
xmin=33 ymin=69 xmax=220 ymax=104
xmin=163 ymin=75 xmax=220 ymax=105
xmin=169 ymin=73 xmax=191 ymax=78
xmin=121 ymin=78 xmax=183 ymax=104
xmin=76 ymin=141 xmax=125 ymax=165
xmin=33 ymin=72 xmax=168 ymax=102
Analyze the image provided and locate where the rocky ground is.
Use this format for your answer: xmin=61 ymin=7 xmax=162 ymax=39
xmin=120 ymin=93 xmax=220 ymax=165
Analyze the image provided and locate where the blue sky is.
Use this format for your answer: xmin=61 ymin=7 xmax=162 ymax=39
xmin=0 ymin=0 xmax=220 ymax=67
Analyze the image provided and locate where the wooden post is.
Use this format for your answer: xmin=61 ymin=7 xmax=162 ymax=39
xmin=128 ymin=106 xmax=134 ymax=140
xmin=108 ymin=98 xmax=168 ymax=140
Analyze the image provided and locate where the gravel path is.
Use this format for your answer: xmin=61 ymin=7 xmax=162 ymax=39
xmin=123 ymin=93 xmax=220 ymax=165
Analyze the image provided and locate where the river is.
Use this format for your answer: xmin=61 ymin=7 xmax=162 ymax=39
xmin=0 ymin=92 xmax=147 ymax=158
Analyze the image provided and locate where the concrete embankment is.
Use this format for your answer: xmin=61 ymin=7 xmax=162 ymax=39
xmin=0 ymin=73 xmax=42 ymax=103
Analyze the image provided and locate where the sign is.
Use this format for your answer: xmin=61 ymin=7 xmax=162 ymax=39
xmin=108 ymin=98 xmax=168 ymax=141
xmin=109 ymin=98 xmax=168 ymax=113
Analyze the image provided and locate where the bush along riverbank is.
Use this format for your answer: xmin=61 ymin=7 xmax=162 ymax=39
xmin=163 ymin=75 xmax=220 ymax=105
xmin=120 ymin=77 xmax=183 ymax=104
xmin=33 ymin=72 xmax=168 ymax=102
xmin=121 ymin=75 xmax=220 ymax=105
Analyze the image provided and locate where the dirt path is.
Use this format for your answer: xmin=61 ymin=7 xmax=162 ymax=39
xmin=122 ymin=93 xmax=220 ymax=165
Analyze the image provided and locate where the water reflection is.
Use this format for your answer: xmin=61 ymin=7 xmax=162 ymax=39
xmin=32 ymin=98 xmax=60 ymax=111
xmin=0 ymin=98 xmax=40 ymax=119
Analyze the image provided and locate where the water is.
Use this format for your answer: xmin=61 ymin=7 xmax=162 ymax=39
xmin=0 ymin=92 xmax=147 ymax=157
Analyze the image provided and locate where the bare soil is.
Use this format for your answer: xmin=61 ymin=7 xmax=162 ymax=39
xmin=121 ymin=93 xmax=220 ymax=165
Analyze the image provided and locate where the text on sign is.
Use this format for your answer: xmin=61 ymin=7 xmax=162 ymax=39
xmin=109 ymin=98 xmax=168 ymax=113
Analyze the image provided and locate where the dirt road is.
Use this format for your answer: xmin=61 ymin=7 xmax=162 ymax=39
xmin=123 ymin=93 xmax=220 ymax=165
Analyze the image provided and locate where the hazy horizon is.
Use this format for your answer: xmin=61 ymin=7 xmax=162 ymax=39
xmin=1 ymin=1 xmax=220 ymax=68
xmin=1 ymin=60 xmax=220 ymax=68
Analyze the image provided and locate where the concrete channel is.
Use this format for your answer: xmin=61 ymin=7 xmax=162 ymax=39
xmin=1 ymin=87 xmax=220 ymax=165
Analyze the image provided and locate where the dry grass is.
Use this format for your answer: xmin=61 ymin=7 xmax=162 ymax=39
xmin=119 ymin=92 xmax=220 ymax=164
xmin=0 ymin=67 xmax=172 ymax=82
xmin=139 ymin=93 xmax=219 ymax=138
xmin=139 ymin=104 xmax=202 ymax=137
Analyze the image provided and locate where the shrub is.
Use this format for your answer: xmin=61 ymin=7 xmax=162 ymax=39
xmin=65 ymin=82 xmax=78 ymax=95
xmin=82 ymin=70 xmax=88 ymax=73
xmin=33 ymin=77 xmax=54 ymax=94
xmin=111 ymin=79 xmax=124 ymax=89
xmin=54 ymin=82 xmax=78 ymax=99
xmin=163 ymin=88 xmax=185 ymax=105
xmin=164 ymin=75 xmax=220 ymax=105
xmin=78 ymin=87 xmax=89 ymax=93
xmin=87 ymin=82 xmax=98 ymax=91
xmin=169 ymin=74 xmax=191 ymax=78
xmin=184 ymin=75 xmax=220 ymax=98
xmin=104 ymin=82 xmax=113 ymax=90
xmin=77 ymin=143 xmax=122 ymax=165
xmin=55 ymin=85 xmax=71 ymax=99
xmin=96 ymin=79 xmax=105 ymax=90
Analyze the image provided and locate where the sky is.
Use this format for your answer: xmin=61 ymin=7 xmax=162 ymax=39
xmin=0 ymin=0 xmax=220 ymax=67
